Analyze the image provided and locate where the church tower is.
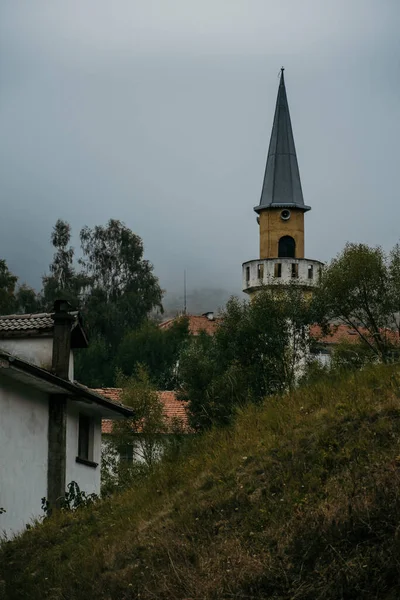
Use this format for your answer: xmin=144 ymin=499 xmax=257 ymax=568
xmin=243 ymin=69 xmax=323 ymax=296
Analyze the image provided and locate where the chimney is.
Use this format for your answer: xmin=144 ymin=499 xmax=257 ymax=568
xmin=51 ymin=299 xmax=73 ymax=380
xmin=202 ymin=311 xmax=214 ymax=321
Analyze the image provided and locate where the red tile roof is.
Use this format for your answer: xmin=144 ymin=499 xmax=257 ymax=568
xmin=310 ymin=324 xmax=363 ymax=345
xmin=159 ymin=314 xmax=220 ymax=336
xmin=94 ymin=389 xmax=190 ymax=435
xmin=310 ymin=323 xmax=400 ymax=346
xmin=159 ymin=316 xmax=373 ymax=345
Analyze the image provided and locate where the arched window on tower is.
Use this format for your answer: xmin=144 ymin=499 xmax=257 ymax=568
xmin=278 ymin=236 xmax=296 ymax=258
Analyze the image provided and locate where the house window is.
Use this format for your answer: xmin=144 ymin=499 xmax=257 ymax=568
xmin=78 ymin=414 xmax=91 ymax=461
xmin=246 ymin=266 xmax=250 ymax=283
xmin=118 ymin=443 xmax=134 ymax=463
xmin=257 ymin=263 xmax=264 ymax=280
xmin=308 ymin=265 xmax=314 ymax=279
xmin=274 ymin=263 xmax=282 ymax=278
xmin=291 ymin=263 xmax=299 ymax=278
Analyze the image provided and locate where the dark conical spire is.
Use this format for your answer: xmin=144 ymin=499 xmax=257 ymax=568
xmin=254 ymin=69 xmax=310 ymax=214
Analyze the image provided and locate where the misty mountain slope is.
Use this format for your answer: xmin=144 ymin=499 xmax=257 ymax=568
xmin=2 ymin=364 xmax=400 ymax=599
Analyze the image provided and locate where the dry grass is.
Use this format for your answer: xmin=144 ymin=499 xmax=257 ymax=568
xmin=2 ymin=364 xmax=400 ymax=599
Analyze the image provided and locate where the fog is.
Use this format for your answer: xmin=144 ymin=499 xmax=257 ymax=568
xmin=1 ymin=1 xmax=400 ymax=312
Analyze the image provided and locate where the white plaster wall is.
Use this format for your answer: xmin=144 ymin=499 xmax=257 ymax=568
xmin=243 ymin=258 xmax=324 ymax=292
xmin=0 ymin=338 xmax=74 ymax=381
xmin=0 ymin=337 xmax=53 ymax=370
xmin=0 ymin=376 xmax=48 ymax=537
xmin=66 ymin=403 xmax=101 ymax=497
xmin=313 ymin=351 xmax=332 ymax=367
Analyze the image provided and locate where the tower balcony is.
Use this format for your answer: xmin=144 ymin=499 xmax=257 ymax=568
xmin=242 ymin=257 xmax=324 ymax=295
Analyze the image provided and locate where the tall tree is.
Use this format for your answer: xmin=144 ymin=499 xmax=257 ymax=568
xmin=78 ymin=219 xmax=163 ymax=344
xmin=0 ymin=259 xmax=17 ymax=314
xmin=40 ymin=218 xmax=164 ymax=386
xmin=42 ymin=219 xmax=86 ymax=309
xmin=313 ymin=243 xmax=400 ymax=362
xmin=116 ymin=316 xmax=190 ymax=389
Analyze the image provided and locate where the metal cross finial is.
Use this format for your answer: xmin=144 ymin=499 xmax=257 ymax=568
xmin=281 ymin=66 xmax=285 ymax=74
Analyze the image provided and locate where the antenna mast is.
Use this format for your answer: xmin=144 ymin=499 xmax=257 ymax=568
xmin=183 ymin=270 xmax=187 ymax=315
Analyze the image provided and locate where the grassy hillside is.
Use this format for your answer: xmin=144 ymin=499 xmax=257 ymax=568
xmin=2 ymin=365 xmax=400 ymax=599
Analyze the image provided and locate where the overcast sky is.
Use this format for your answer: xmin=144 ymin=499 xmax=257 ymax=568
xmin=1 ymin=1 xmax=400 ymax=308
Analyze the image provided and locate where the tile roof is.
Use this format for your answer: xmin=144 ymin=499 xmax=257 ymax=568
xmin=160 ymin=316 xmax=399 ymax=349
xmin=95 ymin=389 xmax=190 ymax=435
xmin=0 ymin=310 xmax=88 ymax=348
xmin=0 ymin=313 xmax=55 ymax=333
xmin=310 ymin=324 xmax=362 ymax=345
xmin=310 ymin=324 xmax=400 ymax=346
xmin=159 ymin=314 xmax=220 ymax=336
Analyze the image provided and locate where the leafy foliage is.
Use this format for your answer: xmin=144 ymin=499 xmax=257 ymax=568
xmin=42 ymin=219 xmax=88 ymax=309
xmin=0 ymin=218 xmax=165 ymax=386
xmin=14 ymin=284 xmax=42 ymax=314
xmin=101 ymin=367 xmax=172 ymax=495
xmin=116 ymin=316 xmax=190 ymax=388
xmin=75 ymin=220 xmax=163 ymax=384
xmin=41 ymin=481 xmax=98 ymax=517
xmin=330 ymin=339 xmax=377 ymax=372
xmin=79 ymin=220 xmax=162 ymax=339
xmin=0 ymin=259 xmax=18 ymax=314
xmin=179 ymin=285 xmax=313 ymax=430
xmin=314 ymin=242 xmax=400 ymax=362
xmin=41 ymin=219 xmax=164 ymax=386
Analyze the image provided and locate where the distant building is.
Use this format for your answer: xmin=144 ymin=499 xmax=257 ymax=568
xmin=98 ymin=389 xmax=191 ymax=466
xmin=0 ymin=301 xmax=132 ymax=536
xmin=100 ymin=389 xmax=190 ymax=436
xmin=242 ymin=69 xmax=323 ymax=297
xmin=159 ymin=312 xmax=220 ymax=336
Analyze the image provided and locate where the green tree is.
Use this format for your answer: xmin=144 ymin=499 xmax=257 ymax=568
xmin=0 ymin=259 xmax=17 ymax=314
xmin=41 ymin=218 xmax=164 ymax=387
xmin=79 ymin=220 xmax=163 ymax=342
xmin=101 ymin=367 xmax=169 ymax=495
xmin=73 ymin=335 xmax=113 ymax=388
xmin=116 ymin=316 xmax=190 ymax=388
xmin=331 ymin=340 xmax=377 ymax=372
xmin=0 ymin=259 xmax=42 ymax=315
xmin=179 ymin=285 xmax=313 ymax=430
xmin=42 ymin=219 xmax=88 ymax=310
xmin=314 ymin=243 xmax=400 ymax=363
xmin=15 ymin=284 xmax=42 ymax=314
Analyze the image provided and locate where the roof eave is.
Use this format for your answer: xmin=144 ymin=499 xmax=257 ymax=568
xmin=0 ymin=352 xmax=133 ymax=418
xmin=254 ymin=203 xmax=311 ymax=214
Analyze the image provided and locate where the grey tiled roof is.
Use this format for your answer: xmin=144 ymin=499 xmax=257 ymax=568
xmin=0 ymin=312 xmax=80 ymax=335
xmin=0 ymin=313 xmax=54 ymax=333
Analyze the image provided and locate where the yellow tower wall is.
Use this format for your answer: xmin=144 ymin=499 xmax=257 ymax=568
xmin=259 ymin=208 xmax=305 ymax=259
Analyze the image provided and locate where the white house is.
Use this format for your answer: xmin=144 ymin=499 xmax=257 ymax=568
xmin=0 ymin=300 xmax=133 ymax=537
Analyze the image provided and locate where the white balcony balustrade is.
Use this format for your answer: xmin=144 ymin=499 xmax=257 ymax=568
xmin=242 ymin=258 xmax=324 ymax=294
